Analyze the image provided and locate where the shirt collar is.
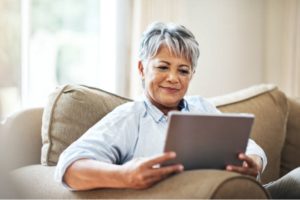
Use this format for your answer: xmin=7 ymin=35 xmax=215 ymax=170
xmin=142 ymin=95 xmax=190 ymax=123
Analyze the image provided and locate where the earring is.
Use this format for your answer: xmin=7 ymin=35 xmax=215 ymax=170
xmin=142 ymin=79 xmax=145 ymax=88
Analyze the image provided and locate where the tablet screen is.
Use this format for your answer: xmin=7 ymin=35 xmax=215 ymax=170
xmin=163 ymin=112 xmax=254 ymax=170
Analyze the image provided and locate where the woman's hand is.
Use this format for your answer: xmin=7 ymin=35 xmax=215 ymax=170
xmin=226 ymin=153 xmax=262 ymax=178
xmin=120 ymin=152 xmax=184 ymax=189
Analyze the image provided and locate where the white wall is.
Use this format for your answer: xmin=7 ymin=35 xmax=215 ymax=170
xmin=264 ymin=0 xmax=300 ymax=97
xmin=181 ymin=0 xmax=266 ymax=97
xmin=264 ymin=0 xmax=284 ymax=88
xmin=130 ymin=0 xmax=267 ymax=98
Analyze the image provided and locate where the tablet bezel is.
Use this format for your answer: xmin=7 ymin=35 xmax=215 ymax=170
xmin=163 ymin=112 xmax=254 ymax=170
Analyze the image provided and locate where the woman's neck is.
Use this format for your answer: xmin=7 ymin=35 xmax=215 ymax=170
xmin=158 ymin=105 xmax=178 ymax=116
xmin=146 ymin=96 xmax=180 ymax=115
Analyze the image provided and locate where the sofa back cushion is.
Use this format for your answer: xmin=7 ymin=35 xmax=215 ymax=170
xmin=41 ymin=83 xmax=290 ymax=184
xmin=210 ymin=85 xmax=289 ymax=184
xmin=41 ymin=85 xmax=131 ymax=166
xmin=280 ymin=98 xmax=300 ymax=176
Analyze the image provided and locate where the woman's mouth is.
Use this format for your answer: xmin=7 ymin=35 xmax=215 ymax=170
xmin=160 ymin=86 xmax=180 ymax=93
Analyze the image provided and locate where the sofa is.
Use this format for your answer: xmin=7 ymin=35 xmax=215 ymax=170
xmin=1 ymin=83 xmax=300 ymax=199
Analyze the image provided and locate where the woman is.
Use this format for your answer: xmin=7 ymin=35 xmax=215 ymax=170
xmin=55 ymin=22 xmax=266 ymax=191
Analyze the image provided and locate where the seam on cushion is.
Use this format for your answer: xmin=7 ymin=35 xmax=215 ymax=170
xmin=45 ymin=84 xmax=70 ymax=165
xmin=211 ymin=176 xmax=270 ymax=199
xmin=280 ymin=97 xmax=291 ymax=175
xmin=267 ymin=90 xmax=289 ymax=127
xmin=268 ymin=90 xmax=289 ymax=158
xmin=263 ymin=90 xmax=289 ymax=180
xmin=213 ymin=90 xmax=274 ymax=109
xmin=210 ymin=84 xmax=277 ymax=107
xmin=80 ymin=84 xmax=133 ymax=101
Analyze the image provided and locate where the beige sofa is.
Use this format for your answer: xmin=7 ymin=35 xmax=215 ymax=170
xmin=1 ymin=84 xmax=300 ymax=199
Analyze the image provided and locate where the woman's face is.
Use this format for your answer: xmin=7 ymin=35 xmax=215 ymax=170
xmin=139 ymin=46 xmax=194 ymax=112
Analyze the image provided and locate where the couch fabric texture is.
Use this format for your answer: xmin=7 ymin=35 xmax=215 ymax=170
xmin=211 ymin=85 xmax=289 ymax=183
xmin=12 ymin=165 xmax=267 ymax=199
xmin=3 ymin=83 xmax=300 ymax=198
xmin=41 ymin=85 xmax=131 ymax=165
xmin=281 ymin=98 xmax=300 ymax=176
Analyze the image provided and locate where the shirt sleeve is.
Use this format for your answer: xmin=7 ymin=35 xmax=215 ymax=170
xmin=54 ymin=103 xmax=139 ymax=189
xmin=245 ymin=139 xmax=268 ymax=172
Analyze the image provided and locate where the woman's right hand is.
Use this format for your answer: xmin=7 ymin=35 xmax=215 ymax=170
xmin=120 ymin=152 xmax=184 ymax=189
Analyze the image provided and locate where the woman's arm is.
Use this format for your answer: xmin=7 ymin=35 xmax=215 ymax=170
xmin=64 ymin=152 xmax=183 ymax=190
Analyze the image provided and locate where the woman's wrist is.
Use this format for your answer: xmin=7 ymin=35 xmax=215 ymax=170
xmin=248 ymin=154 xmax=263 ymax=172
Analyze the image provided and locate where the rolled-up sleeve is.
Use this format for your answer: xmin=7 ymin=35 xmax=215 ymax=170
xmin=245 ymin=139 xmax=268 ymax=172
xmin=54 ymin=103 xmax=139 ymax=188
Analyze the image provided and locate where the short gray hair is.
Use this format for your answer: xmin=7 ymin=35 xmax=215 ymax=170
xmin=139 ymin=22 xmax=200 ymax=70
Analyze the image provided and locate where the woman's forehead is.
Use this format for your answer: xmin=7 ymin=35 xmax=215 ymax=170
xmin=152 ymin=46 xmax=191 ymax=66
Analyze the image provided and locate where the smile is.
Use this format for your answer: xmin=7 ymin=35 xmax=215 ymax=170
xmin=160 ymin=86 xmax=180 ymax=92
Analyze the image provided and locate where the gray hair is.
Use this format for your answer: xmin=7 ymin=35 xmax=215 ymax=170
xmin=139 ymin=22 xmax=200 ymax=70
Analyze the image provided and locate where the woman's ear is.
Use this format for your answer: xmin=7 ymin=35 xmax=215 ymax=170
xmin=191 ymin=69 xmax=196 ymax=80
xmin=138 ymin=61 xmax=145 ymax=79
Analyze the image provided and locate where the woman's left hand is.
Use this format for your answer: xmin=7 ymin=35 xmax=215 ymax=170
xmin=226 ymin=153 xmax=262 ymax=178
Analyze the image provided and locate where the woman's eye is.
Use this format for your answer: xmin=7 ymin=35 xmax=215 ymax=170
xmin=179 ymin=69 xmax=190 ymax=75
xmin=157 ymin=66 xmax=168 ymax=71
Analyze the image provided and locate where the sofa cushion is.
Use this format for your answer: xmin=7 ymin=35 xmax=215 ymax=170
xmin=10 ymin=165 xmax=268 ymax=199
xmin=41 ymin=85 xmax=131 ymax=166
xmin=1 ymin=108 xmax=43 ymax=168
xmin=280 ymin=98 xmax=300 ymax=176
xmin=210 ymin=84 xmax=289 ymax=184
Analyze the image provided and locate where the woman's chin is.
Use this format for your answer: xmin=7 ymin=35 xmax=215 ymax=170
xmin=160 ymin=100 xmax=181 ymax=108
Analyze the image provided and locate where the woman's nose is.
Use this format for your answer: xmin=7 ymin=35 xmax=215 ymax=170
xmin=166 ymin=72 xmax=179 ymax=83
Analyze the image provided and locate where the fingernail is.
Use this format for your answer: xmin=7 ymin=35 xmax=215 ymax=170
xmin=169 ymin=152 xmax=176 ymax=157
xmin=179 ymin=165 xmax=184 ymax=171
xmin=226 ymin=166 xmax=232 ymax=170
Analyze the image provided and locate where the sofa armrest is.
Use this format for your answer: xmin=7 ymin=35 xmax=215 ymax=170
xmin=11 ymin=165 xmax=269 ymax=199
xmin=1 ymin=108 xmax=43 ymax=169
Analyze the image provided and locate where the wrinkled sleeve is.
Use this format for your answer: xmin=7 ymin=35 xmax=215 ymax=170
xmin=54 ymin=104 xmax=138 ymax=189
xmin=245 ymin=139 xmax=268 ymax=172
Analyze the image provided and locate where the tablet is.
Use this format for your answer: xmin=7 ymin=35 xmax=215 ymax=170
xmin=163 ymin=112 xmax=254 ymax=170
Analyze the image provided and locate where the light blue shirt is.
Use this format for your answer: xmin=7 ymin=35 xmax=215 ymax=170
xmin=55 ymin=95 xmax=267 ymax=185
